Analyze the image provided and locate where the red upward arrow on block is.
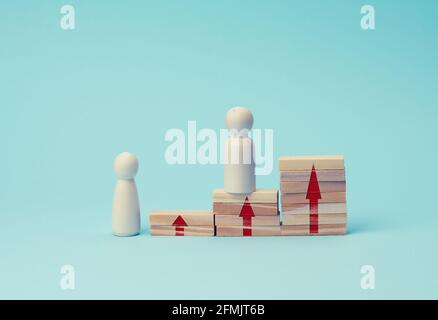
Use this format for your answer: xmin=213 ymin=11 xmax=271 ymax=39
xmin=306 ymin=164 xmax=322 ymax=234
xmin=239 ymin=196 xmax=255 ymax=236
xmin=172 ymin=215 xmax=187 ymax=236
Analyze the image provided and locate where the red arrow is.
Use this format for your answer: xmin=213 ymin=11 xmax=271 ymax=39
xmin=239 ymin=196 xmax=255 ymax=236
xmin=172 ymin=215 xmax=187 ymax=236
xmin=306 ymin=164 xmax=322 ymax=234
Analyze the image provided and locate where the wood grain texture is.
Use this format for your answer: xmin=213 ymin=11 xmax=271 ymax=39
xmin=281 ymin=192 xmax=346 ymax=205
xmin=279 ymin=155 xmax=344 ymax=171
xmin=149 ymin=210 xmax=213 ymax=226
xmin=150 ymin=225 xmax=214 ymax=236
xmin=212 ymin=189 xmax=278 ymax=204
xmin=215 ymin=214 xmax=280 ymax=226
xmin=280 ymin=169 xmax=345 ymax=182
xmin=280 ymin=181 xmax=346 ymax=194
xmin=282 ymin=202 xmax=347 ymax=215
xmin=213 ymin=202 xmax=278 ymax=216
xmin=282 ymin=213 xmax=347 ymax=226
xmin=281 ymin=224 xmax=346 ymax=236
xmin=216 ymin=226 xmax=281 ymax=237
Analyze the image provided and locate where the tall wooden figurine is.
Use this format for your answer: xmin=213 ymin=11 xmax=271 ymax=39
xmin=224 ymin=106 xmax=256 ymax=194
xmin=112 ymin=152 xmax=140 ymax=236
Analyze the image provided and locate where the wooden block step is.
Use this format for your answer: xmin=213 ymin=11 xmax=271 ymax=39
xmin=282 ymin=213 xmax=347 ymax=226
xmin=215 ymin=215 xmax=280 ymax=226
xmin=213 ymin=202 xmax=278 ymax=216
xmin=279 ymin=155 xmax=344 ymax=171
xmin=282 ymin=202 xmax=346 ymax=215
xmin=212 ymin=189 xmax=278 ymax=204
xmin=216 ymin=226 xmax=281 ymax=237
xmin=281 ymin=224 xmax=346 ymax=236
xmin=281 ymin=192 xmax=346 ymax=205
xmin=280 ymin=181 xmax=346 ymax=194
xmin=149 ymin=210 xmax=213 ymax=226
xmin=280 ymin=169 xmax=345 ymax=182
xmin=150 ymin=225 xmax=214 ymax=236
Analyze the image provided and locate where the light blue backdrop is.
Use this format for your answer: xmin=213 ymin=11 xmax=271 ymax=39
xmin=1 ymin=0 xmax=437 ymax=299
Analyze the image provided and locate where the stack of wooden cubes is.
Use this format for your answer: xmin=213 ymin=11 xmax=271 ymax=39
xmin=279 ymin=155 xmax=347 ymax=236
xmin=212 ymin=189 xmax=280 ymax=236
xmin=149 ymin=210 xmax=214 ymax=236
xmin=149 ymin=155 xmax=348 ymax=237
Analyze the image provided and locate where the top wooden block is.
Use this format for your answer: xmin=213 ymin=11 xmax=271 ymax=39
xmin=149 ymin=210 xmax=213 ymax=226
xmin=279 ymin=155 xmax=344 ymax=171
xmin=212 ymin=189 xmax=278 ymax=204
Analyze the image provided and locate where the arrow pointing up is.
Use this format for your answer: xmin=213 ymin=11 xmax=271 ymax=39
xmin=306 ymin=164 xmax=322 ymax=199
xmin=172 ymin=215 xmax=187 ymax=236
xmin=306 ymin=165 xmax=321 ymax=234
xmin=239 ymin=197 xmax=255 ymax=236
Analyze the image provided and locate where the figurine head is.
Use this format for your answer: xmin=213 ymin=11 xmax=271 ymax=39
xmin=226 ymin=106 xmax=254 ymax=134
xmin=114 ymin=152 xmax=138 ymax=179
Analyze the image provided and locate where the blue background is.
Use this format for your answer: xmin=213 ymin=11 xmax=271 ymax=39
xmin=1 ymin=0 xmax=437 ymax=299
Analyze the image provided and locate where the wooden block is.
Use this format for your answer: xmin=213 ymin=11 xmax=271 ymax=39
xmin=280 ymin=169 xmax=345 ymax=182
xmin=282 ymin=213 xmax=347 ymax=225
xmin=279 ymin=155 xmax=344 ymax=171
xmin=281 ymin=224 xmax=346 ymax=236
xmin=282 ymin=202 xmax=346 ymax=215
xmin=150 ymin=225 xmax=214 ymax=236
xmin=280 ymin=181 xmax=346 ymax=194
xmin=216 ymin=226 xmax=281 ymax=237
xmin=213 ymin=202 xmax=278 ymax=216
xmin=281 ymin=192 xmax=346 ymax=205
xmin=212 ymin=189 xmax=278 ymax=204
xmin=215 ymin=214 xmax=280 ymax=226
xmin=149 ymin=210 xmax=213 ymax=226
